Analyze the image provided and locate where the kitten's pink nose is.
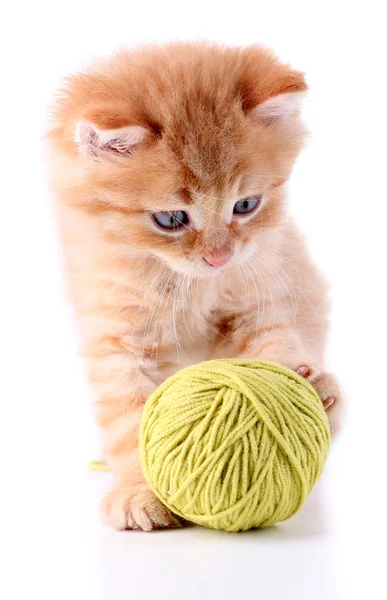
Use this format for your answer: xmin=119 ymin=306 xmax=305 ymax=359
xmin=203 ymin=249 xmax=234 ymax=267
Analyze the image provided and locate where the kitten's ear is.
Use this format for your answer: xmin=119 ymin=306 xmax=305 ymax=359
xmin=249 ymin=90 xmax=306 ymax=126
xmin=239 ymin=46 xmax=307 ymax=127
xmin=75 ymin=122 xmax=149 ymax=157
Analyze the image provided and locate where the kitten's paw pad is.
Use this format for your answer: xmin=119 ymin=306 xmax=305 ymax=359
xmin=296 ymin=365 xmax=312 ymax=378
xmin=295 ymin=364 xmax=320 ymax=380
xmin=309 ymin=372 xmax=343 ymax=435
xmin=101 ymin=485 xmax=181 ymax=531
xmin=322 ymin=396 xmax=335 ymax=410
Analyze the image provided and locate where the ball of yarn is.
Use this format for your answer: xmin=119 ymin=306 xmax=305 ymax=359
xmin=140 ymin=359 xmax=330 ymax=532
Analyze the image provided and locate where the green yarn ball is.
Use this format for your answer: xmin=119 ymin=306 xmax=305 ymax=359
xmin=140 ymin=359 xmax=330 ymax=532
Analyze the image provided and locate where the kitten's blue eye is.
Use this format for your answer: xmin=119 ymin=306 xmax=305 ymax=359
xmin=233 ymin=196 xmax=261 ymax=215
xmin=153 ymin=211 xmax=189 ymax=230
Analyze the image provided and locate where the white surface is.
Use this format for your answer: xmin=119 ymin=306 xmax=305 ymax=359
xmin=2 ymin=1 xmax=387 ymax=599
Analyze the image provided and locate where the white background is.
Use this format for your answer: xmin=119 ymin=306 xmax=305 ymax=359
xmin=2 ymin=1 xmax=387 ymax=599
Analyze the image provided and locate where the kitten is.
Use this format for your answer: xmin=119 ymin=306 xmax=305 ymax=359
xmin=47 ymin=42 xmax=342 ymax=531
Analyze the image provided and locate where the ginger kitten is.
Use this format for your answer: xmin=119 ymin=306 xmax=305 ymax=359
xmin=47 ymin=43 xmax=342 ymax=531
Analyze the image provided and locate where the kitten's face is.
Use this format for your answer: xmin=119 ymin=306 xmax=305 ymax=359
xmin=50 ymin=43 xmax=306 ymax=278
xmin=118 ymin=145 xmax=286 ymax=279
xmin=149 ymin=185 xmax=265 ymax=277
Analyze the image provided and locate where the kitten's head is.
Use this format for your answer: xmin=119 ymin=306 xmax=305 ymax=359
xmin=49 ymin=43 xmax=307 ymax=278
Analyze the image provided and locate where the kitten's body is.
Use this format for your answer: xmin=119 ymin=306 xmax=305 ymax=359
xmin=48 ymin=43 xmax=342 ymax=530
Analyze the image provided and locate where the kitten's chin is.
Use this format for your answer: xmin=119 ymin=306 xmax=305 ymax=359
xmin=161 ymin=259 xmax=219 ymax=279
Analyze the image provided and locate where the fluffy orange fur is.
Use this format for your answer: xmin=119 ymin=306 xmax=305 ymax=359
xmin=47 ymin=43 xmax=342 ymax=531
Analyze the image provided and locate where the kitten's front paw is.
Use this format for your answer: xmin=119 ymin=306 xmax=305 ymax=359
xmin=296 ymin=367 xmax=343 ymax=435
xmin=101 ymin=484 xmax=181 ymax=531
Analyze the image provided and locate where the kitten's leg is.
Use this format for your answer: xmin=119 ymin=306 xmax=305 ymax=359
xmin=89 ymin=354 xmax=180 ymax=531
xmin=240 ymin=325 xmax=343 ymax=433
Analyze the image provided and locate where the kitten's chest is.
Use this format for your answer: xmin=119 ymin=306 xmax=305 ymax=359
xmin=159 ymin=276 xmax=249 ymax=367
xmin=161 ymin=288 xmax=214 ymax=365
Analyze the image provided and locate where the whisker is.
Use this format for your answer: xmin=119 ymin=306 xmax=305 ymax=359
xmin=246 ymin=256 xmax=277 ymax=355
xmin=143 ymin=269 xmax=173 ymax=361
xmin=180 ymin=273 xmax=195 ymax=343
xmin=255 ymin=251 xmax=299 ymax=330
xmin=128 ymin=263 xmax=168 ymax=350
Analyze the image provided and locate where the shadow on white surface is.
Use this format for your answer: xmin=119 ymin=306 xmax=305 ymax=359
xmin=85 ymin=469 xmax=339 ymax=600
